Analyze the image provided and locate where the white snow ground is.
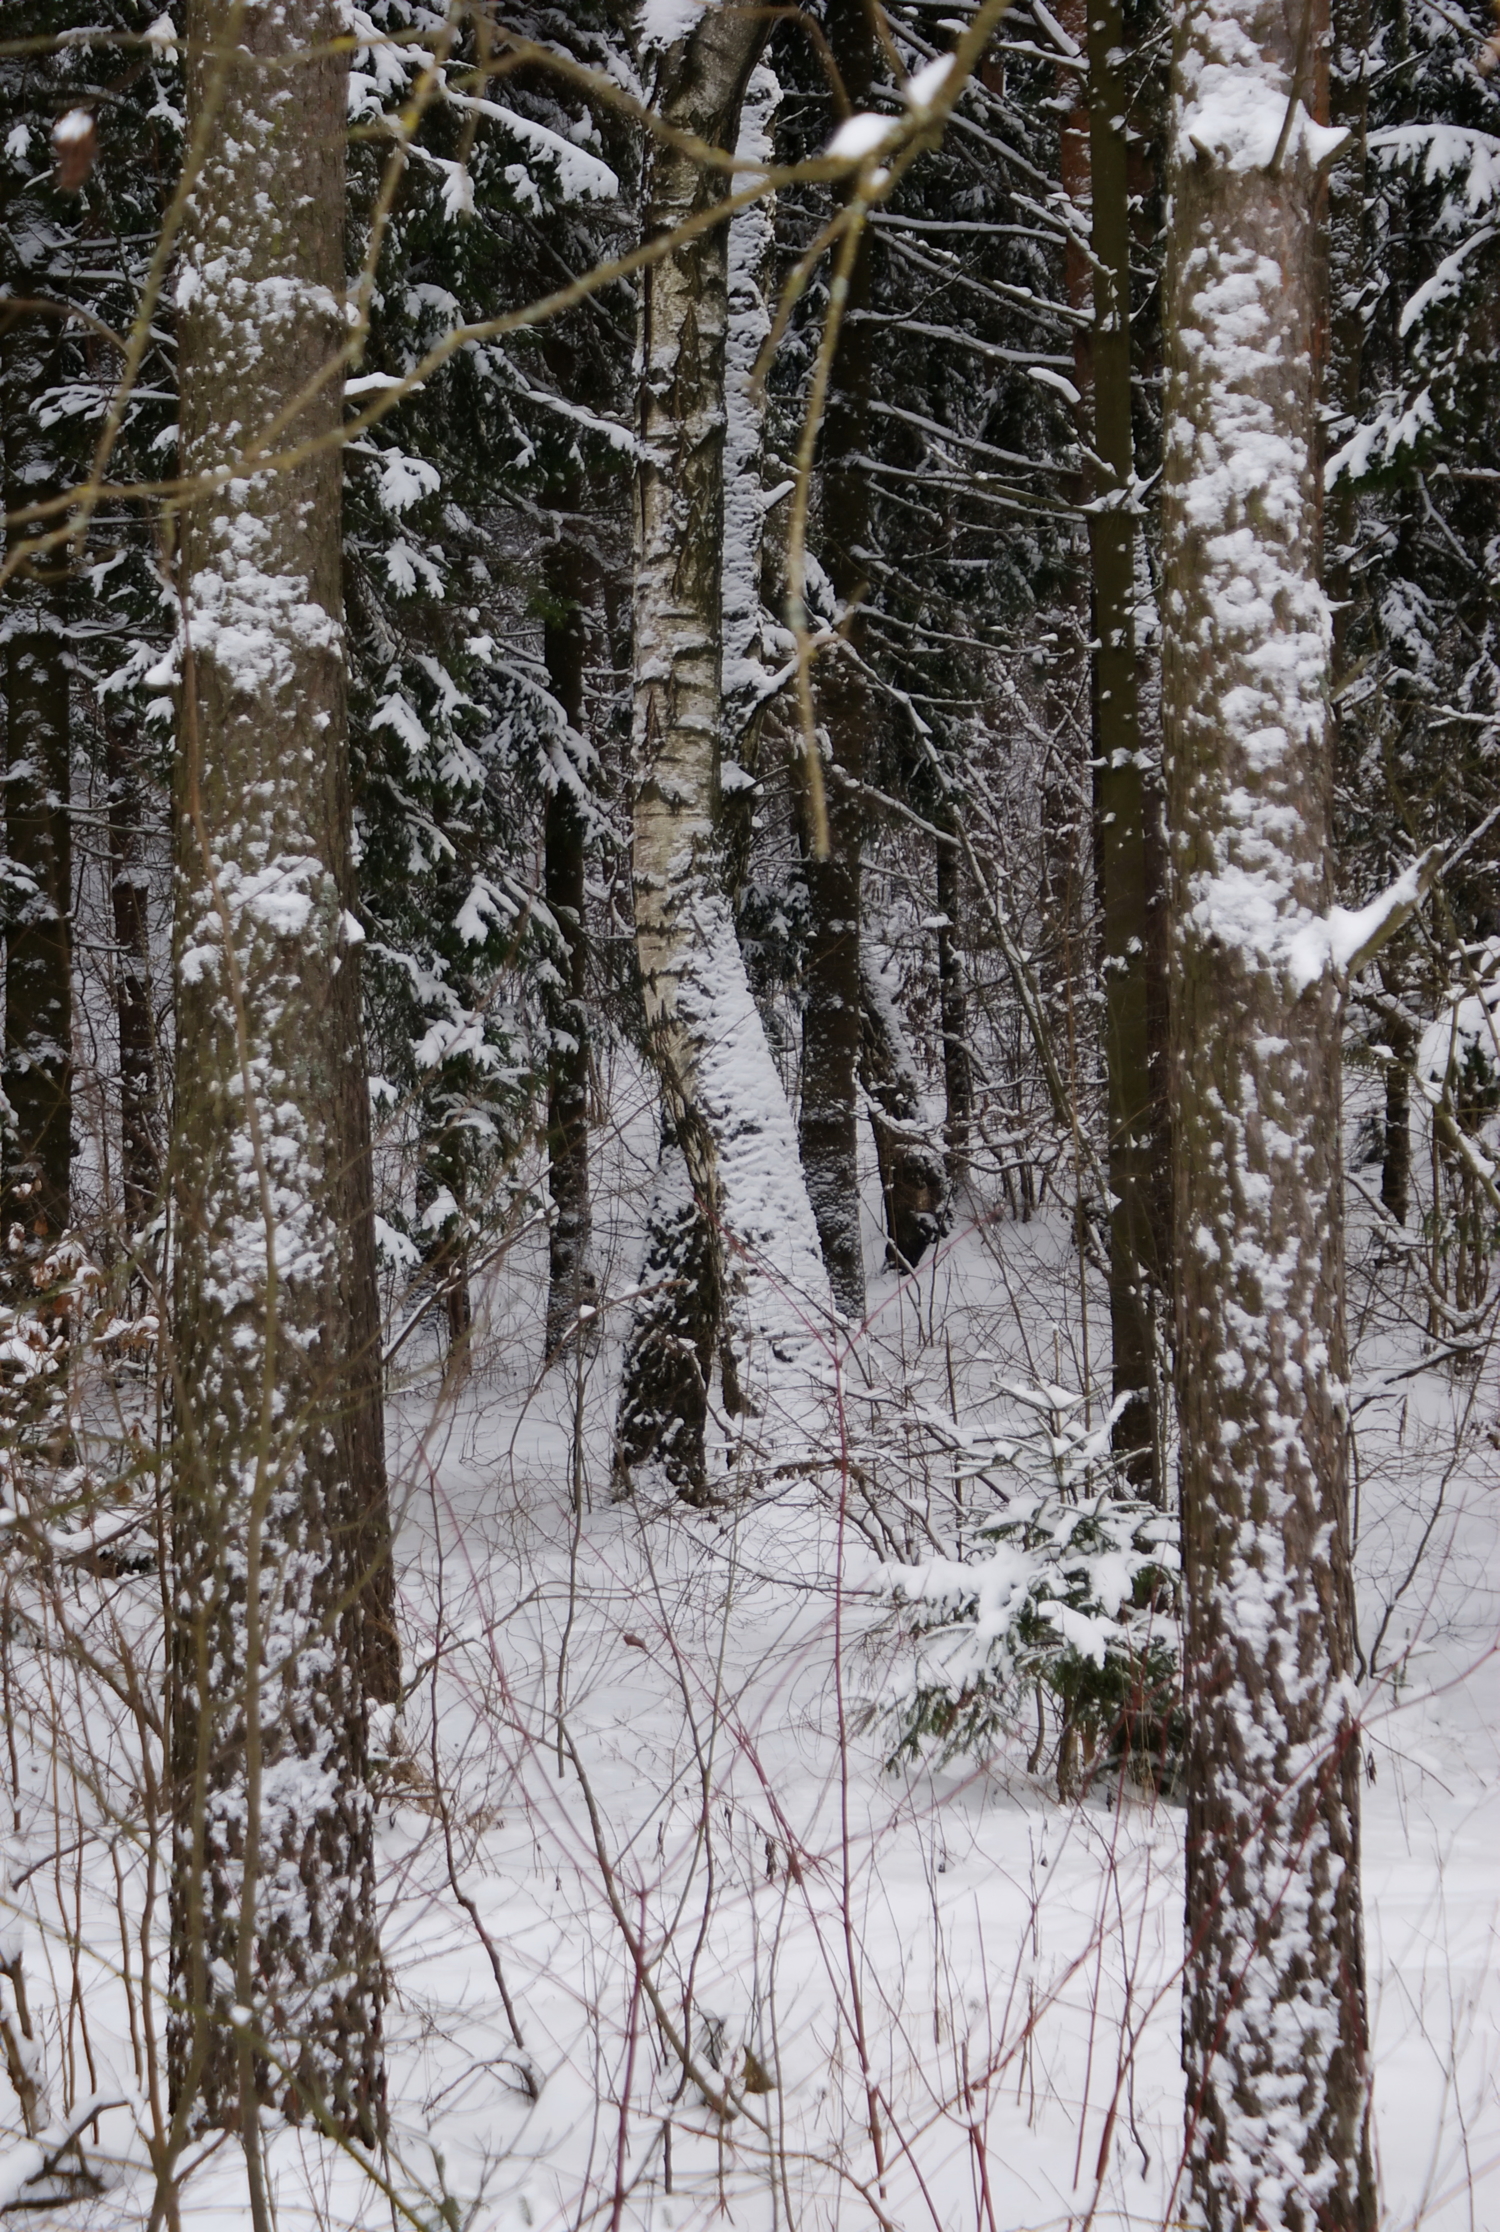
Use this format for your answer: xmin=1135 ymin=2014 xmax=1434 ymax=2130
xmin=1 ymin=1143 xmax=1496 ymax=2232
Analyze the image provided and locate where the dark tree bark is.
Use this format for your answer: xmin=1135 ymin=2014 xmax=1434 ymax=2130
xmin=1162 ymin=0 xmax=1375 ymax=2220
xmin=1 ymin=297 xmax=72 ymax=1313
xmin=167 ymin=0 xmax=388 ymax=2148
xmin=798 ymin=0 xmax=874 ymax=1322
xmin=1327 ymin=0 xmax=1413 ymax=1235
xmin=1380 ymin=1018 xmax=1412 ymax=1225
xmin=542 ymin=531 xmax=596 ymax=1359
xmin=859 ymin=945 xmax=945 ymax=1271
xmin=1085 ymin=0 xmax=1163 ymax=1494
xmin=103 ymin=719 xmax=159 ymax=1234
xmin=934 ymin=843 xmax=971 ymax=1187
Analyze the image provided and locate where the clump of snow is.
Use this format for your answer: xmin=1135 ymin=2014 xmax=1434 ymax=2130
xmin=827 ymin=112 xmax=899 ymax=162
xmin=1028 ymin=363 xmax=1082 ymax=405
xmin=903 ymin=55 xmax=957 ymax=112
xmin=639 ymin=0 xmax=706 ymax=53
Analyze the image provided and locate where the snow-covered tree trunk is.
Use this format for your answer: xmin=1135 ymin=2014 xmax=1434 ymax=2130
xmin=2 ymin=233 xmax=73 ymax=1311
xmin=617 ymin=5 xmax=832 ymax=1500
xmin=859 ymin=944 xmax=946 ymax=1271
xmin=720 ymin=61 xmax=779 ymax=749
xmin=1162 ymin=0 xmax=1374 ymax=2221
xmin=167 ymin=0 xmax=387 ymax=2142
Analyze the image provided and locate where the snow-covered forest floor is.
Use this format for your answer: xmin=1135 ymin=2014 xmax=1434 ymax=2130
xmin=5 ymin=1102 xmax=1497 ymax=2232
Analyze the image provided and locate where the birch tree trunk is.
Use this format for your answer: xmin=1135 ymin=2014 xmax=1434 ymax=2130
xmin=617 ymin=6 xmax=831 ymax=1500
xmin=167 ymin=0 xmax=387 ymax=2143
xmin=1162 ymin=0 xmax=1374 ymax=2220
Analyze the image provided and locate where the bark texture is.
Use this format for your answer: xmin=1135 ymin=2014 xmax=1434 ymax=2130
xmin=1086 ymin=0 xmax=1164 ymax=1494
xmin=859 ymin=944 xmax=945 ymax=1271
xmin=1379 ymin=1016 xmax=1411 ymax=1224
xmin=1162 ymin=1 xmax=1374 ymax=2221
xmin=167 ymin=0 xmax=388 ymax=2142
xmin=617 ymin=7 xmax=831 ymax=1498
xmin=798 ymin=0 xmax=874 ymax=1322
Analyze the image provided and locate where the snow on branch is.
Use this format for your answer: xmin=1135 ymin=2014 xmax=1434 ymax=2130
xmin=1284 ymin=846 xmax=1445 ymax=992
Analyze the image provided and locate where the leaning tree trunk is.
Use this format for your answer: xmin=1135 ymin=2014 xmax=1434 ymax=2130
xmin=1 ymin=287 xmax=73 ymax=1321
xmin=1162 ymin=1 xmax=1374 ymax=2223
xmin=167 ymin=0 xmax=389 ymax=2148
xmin=617 ymin=5 xmax=831 ymax=1501
xmin=797 ymin=0 xmax=875 ymax=1322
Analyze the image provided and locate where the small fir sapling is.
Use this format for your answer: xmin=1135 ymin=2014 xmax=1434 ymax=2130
xmin=881 ymin=1383 xmax=1182 ymax=1792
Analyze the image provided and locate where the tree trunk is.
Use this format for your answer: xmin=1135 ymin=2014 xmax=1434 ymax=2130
xmin=617 ymin=7 xmax=831 ymax=1499
xmin=167 ymin=0 xmax=387 ymax=2144
xmin=934 ymin=843 xmax=971 ymax=1187
xmin=1086 ymin=0 xmax=1163 ymax=1494
xmin=1380 ymin=1016 xmax=1411 ymax=1225
xmin=859 ymin=944 xmax=945 ymax=1271
xmin=542 ymin=531 xmax=596 ymax=1359
xmin=1 ymin=296 xmax=72 ymax=1315
xmin=104 ymin=719 xmax=159 ymax=1235
xmin=1162 ymin=0 xmax=1374 ymax=2221
xmin=798 ymin=0 xmax=873 ymax=1322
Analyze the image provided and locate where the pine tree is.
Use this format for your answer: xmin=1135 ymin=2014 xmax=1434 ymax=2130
xmin=1161 ymin=0 xmax=1374 ymax=2217
xmin=167 ymin=0 xmax=386 ymax=2145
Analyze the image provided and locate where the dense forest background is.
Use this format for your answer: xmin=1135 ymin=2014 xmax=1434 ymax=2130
xmin=0 ymin=1 xmax=1496 ymax=2226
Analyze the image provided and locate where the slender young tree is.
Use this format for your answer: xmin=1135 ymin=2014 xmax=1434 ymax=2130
xmin=167 ymin=0 xmax=388 ymax=2146
xmin=1161 ymin=0 xmax=1374 ymax=2220
xmin=933 ymin=842 xmax=972 ymax=1185
xmin=542 ymin=526 xmax=597 ymax=1357
xmin=617 ymin=3 xmax=831 ymax=1499
xmin=798 ymin=0 xmax=875 ymax=1320
xmin=104 ymin=717 xmax=159 ymax=1234
xmin=1 ymin=243 xmax=72 ymax=1316
xmin=1085 ymin=0 xmax=1164 ymax=1492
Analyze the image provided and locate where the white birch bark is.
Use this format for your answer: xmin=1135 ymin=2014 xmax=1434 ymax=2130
xmin=618 ymin=8 xmax=831 ymax=1501
xmin=721 ymin=62 xmax=781 ymax=736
